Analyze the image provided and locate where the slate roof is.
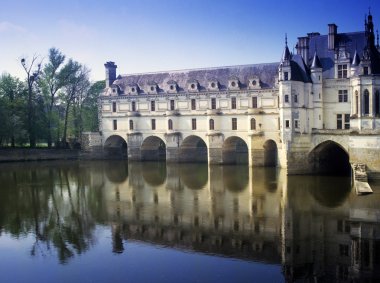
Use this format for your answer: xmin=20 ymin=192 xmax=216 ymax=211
xmin=308 ymin=32 xmax=367 ymax=78
xmin=111 ymin=63 xmax=279 ymax=95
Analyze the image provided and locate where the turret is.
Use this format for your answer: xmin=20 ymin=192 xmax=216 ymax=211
xmin=310 ymin=52 xmax=323 ymax=129
xmin=279 ymin=34 xmax=291 ymax=81
xmin=105 ymin=61 xmax=117 ymax=88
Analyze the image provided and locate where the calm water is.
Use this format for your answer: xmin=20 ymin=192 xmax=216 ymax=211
xmin=0 ymin=161 xmax=379 ymax=283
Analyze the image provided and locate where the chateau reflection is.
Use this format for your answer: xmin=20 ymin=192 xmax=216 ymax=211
xmin=103 ymin=162 xmax=380 ymax=282
xmin=0 ymin=160 xmax=379 ymax=281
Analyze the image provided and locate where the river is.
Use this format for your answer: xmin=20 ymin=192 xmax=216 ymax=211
xmin=0 ymin=161 xmax=379 ymax=282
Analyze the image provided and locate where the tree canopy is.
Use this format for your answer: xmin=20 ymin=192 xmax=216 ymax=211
xmin=0 ymin=48 xmax=103 ymax=148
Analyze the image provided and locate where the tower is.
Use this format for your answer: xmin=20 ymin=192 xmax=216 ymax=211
xmin=310 ymin=52 xmax=323 ymax=129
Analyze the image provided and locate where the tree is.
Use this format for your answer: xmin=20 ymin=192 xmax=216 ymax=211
xmin=21 ymin=56 xmax=42 ymax=147
xmin=39 ymin=48 xmax=66 ymax=148
xmin=0 ymin=73 xmax=28 ymax=146
xmin=81 ymin=80 xmax=105 ymax=133
xmin=59 ymin=60 xmax=90 ymax=147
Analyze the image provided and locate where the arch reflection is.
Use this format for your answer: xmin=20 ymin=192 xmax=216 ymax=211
xmin=0 ymin=160 xmax=378 ymax=282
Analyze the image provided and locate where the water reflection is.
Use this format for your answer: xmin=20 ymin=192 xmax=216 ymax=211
xmin=0 ymin=161 xmax=379 ymax=281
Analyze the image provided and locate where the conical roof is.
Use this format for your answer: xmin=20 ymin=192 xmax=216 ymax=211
xmin=351 ymin=50 xmax=361 ymax=66
xmin=310 ymin=52 xmax=322 ymax=68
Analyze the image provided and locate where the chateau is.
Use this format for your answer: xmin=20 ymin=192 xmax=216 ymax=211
xmin=92 ymin=13 xmax=380 ymax=179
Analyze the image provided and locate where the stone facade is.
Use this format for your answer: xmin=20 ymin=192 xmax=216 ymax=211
xmin=98 ymin=13 xmax=380 ymax=179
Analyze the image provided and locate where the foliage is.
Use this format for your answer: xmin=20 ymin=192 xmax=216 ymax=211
xmin=0 ymin=48 xmax=102 ymax=148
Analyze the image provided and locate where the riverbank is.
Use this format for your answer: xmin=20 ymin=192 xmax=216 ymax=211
xmin=0 ymin=148 xmax=106 ymax=162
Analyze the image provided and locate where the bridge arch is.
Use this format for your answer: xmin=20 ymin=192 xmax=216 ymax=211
xmin=222 ymin=136 xmax=248 ymax=164
xmin=263 ymin=139 xmax=278 ymax=167
xmin=104 ymin=135 xmax=128 ymax=159
xmin=141 ymin=136 xmax=166 ymax=161
xmin=179 ymin=135 xmax=207 ymax=163
xmin=309 ymin=140 xmax=351 ymax=176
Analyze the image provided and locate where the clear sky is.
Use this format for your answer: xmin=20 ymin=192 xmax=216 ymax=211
xmin=1 ymin=0 xmax=379 ymax=81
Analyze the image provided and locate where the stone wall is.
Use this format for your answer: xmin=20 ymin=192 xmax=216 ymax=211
xmin=0 ymin=148 xmax=79 ymax=162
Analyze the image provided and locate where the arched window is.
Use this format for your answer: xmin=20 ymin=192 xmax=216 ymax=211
xmin=355 ymin=90 xmax=359 ymax=114
xmin=363 ymin=89 xmax=370 ymax=115
xmin=209 ymin=119 xmax=214 ymax=130
xmin=375 ymin=91 xmax=380 ymax=117
xmin=250 ymin=118 xmax=256 ymax=130
xmin=168 ymin=119 xmax=173 ymax=130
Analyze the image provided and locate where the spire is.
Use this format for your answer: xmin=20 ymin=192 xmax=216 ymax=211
xmin=311 ymin=51 xmax=322 ymax=68
xmin=351 ymin=50 xmax=361 ymax=66
xmin=281 ymin=33 xmax=291 ymax=62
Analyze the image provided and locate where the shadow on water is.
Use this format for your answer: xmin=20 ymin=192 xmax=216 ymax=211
xmin=179 ymin=163 xmax=208 ymax=190
xmin=222 ymin=165 xmax=249 ymax=192
xmin=287 ymin=175 xmax=352 ymax=208
xmin=141 ymin=162 xmax=167 ymax=186
xmin=104 ymin=160 xmax=128 ymax=184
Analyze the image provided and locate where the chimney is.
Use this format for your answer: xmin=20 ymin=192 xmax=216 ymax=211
xmin=297 ymin=36 xmax=310 ymax=63
xmin=328 ymin=24 xmax=337 ymax=50
xmin=105 ymin=61 xmax=117 ymax=88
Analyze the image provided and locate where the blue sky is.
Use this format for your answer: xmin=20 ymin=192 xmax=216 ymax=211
xmin=1 ymin=0 xmax=379 ymax=81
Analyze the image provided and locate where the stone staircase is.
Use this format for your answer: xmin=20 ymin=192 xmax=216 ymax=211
xmin=352 ymin=163 xmax=373 ymax=195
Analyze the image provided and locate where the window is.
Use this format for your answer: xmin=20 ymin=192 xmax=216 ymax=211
xmin=294 ymin=95 xmax=298 ymax=103
xmin=250 ymin=118 xmax=256 ymax=130
xmin=285 ymin=95 xmax=289 ymax=103
xmin=151 ymin=119 xmax=156 ymax=130
xmin=355 ymin=91 xmax=359 ymax=114
xmin=285 ymin=120 xmax=290 ymax=128
xmin=211 ymin=98 xmax=216 ymax=109
xmin=170 ymin=99 xmax=175 ymax=110
xmin=294 ymin=119 xmax=299 ymax=129
xmin=209 ymin=119 xmax=214 ymax=130
xmin=252 ymin=97 xmax=257 ymax=108
xmin=113 ymin=119 xmax=117 ymax=130
xmin=192 ymin=118 xmax=196 ymax=130
xmin=131 ymin=101 xmax=136 ymax=111
xmin=284 ymin=72 xmax=289 ymax=81
xmin=191 ymin=99 xmax=196 ymax=110
xmin=363 ymin=66 xmax=369 ymax=75
xmin=338 ymin=64 xmax=348 ymax=78
xmin=375 ymin=91 xmax=380 ymax=116
xmin=339 ymin=244 xmax=349 ymax=256
xmin=363 ymin=89 xmax=370 ymax=115
xmin=338 ymin=90 xmax=348 ymax=102
xmin=151 ymin=100 xmax=155 ymax=111
xmin=168 ymin=119 xmax=173 ymax=130
xmin=337 ymin=114 xmax=350 ymax=129
xmin=232 ymin=118 xmax=237 ymax=130
xmin=129 ymin=120 xmax=133 ymax=130
xmin=112 ymin=102 xmax=117 ymax=112
xmin=231 ymin=97 xmax=236 ymax=109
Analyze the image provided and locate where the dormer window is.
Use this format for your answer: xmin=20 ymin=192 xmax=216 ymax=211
xmin=208 ymin=78 xmax=219 ymax=91
xmin=248 ymin=76 xmax=261 ymax=89
xmin=147 ymin=81 xmax=158 ymax=94
xmin=337 ymin=64 xmax=347 ymax=78
xmin=228 ymin=76 xmax=240 ymax=90
xmin=127 ymin=84 xmax=139 ymax=95
xmin=363 ymin=66 xmax=369 ymax=75
xmin=187 ymin=79 xmax=199 ymax=92
xmin=167 ymin=80 xmax=178 ymax=93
